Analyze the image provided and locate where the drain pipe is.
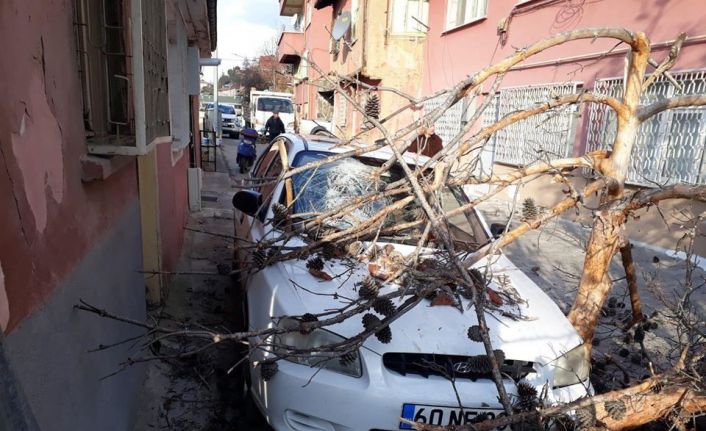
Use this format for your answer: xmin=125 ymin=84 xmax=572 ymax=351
xmin=0 ymin=332 xmax=40 ymax=431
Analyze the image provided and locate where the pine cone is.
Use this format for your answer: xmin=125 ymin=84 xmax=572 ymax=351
xmin=358 ymin=277 xmax=379 ymax=300
xmin=306 ymin=256 xmax=324 ymax=271
xmin=375 ymin=325 xmax=392 ymax=344
xmin=253 ymin=249 xmax=267 ymax=269
xmin=521 ymin=198 xmax=538 ymax=222
xmin=604 ymin=399 xmax=627 ymax=421
xmin=321 ymin=242 xmax=337 ymax=260
xmin=339 ymin=351 xmax=358 ymax=367
xmin=575 ymin=405 xmax=596 ymax=430
xmin=299 ymin=313 xmax=318 ymax=334
xmin=634 ymin=326 xmax=645 ymax=344
xmin=467 ymin=325 xmax=484 ymax=342
xmin=260 ymin=360 xmax=278 ymax=381
xmin=373 ymin=298 xmax=396 ymax=317
xmin=404 ymin=206 xmax=427 ymax=223
xmin=364 ymin=93 xmax=380 ymax=120
xmin=362 ymin=313 xmax=381 ymax=331
xmin=361 ymin=313 xmax=392 ymax=344
xmin=300 ymin=313 xmax=318 ymax=323
xmin=306 ymin=226 xmax=333 ymax=241
xmin=272 ymin=203 xmax=288 ymax=227
xmin=516 ymin=381 xmax=539 ymax=411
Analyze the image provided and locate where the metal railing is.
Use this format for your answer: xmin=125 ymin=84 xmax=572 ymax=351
xmin=587 ymin=70 xmax=706 ymax=186
xmin=481 ymin=82 xmax=581 ymax=166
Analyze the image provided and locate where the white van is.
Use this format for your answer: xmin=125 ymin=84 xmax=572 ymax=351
xmin=250 ymin=91 xmax=295 ymax=135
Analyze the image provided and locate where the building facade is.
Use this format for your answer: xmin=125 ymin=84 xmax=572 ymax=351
xmin=421 ymin=0 xmax=706 ymax=253
xmin=0 ymin=0 xmax=216 ymax=429
xmin=278 ymin=0 xmax=428 ymax=139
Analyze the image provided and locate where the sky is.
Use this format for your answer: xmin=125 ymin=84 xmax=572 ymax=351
xmin=204 ymin=0 xmax=290 ymax=84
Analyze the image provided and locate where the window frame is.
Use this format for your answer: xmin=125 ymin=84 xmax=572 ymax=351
xmin=75 ymin=0 xmax=170 ymax=156
xmin=389 ymin=0 xmax=430 ymax=35
xmin=445 ymin=0 xmax=488 ymax=32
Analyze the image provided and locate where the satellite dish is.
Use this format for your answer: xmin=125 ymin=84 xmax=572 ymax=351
xmin=332 ymin=11 xmax=352 ymax=41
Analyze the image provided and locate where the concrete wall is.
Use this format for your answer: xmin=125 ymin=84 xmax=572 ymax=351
xmin=0 ymin=0 xmax=140 ymax=332
xmin=4 ymin=203 xmax=146 ymax=431
xmin=157 ymin=145 xmax=189 ymax=274
xmin=424 ymin=0 xmax=706 ymax=95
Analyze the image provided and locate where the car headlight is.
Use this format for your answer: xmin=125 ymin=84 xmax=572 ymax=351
xmin=552 ymin=344 xmax=590 ymax=388
xmin=274 ymin=318 xmax=362 ymax=377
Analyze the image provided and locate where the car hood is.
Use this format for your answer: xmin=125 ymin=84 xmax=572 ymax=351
xmin=276 ymin=244 xmax=582 ymax=365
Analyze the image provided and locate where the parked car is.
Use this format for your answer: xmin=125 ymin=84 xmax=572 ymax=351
xmin=204 ymin=102 xmax=243 ymax=138
xmin=231 ymin=134 xmax=591 ymax=431
xmin=298 ymin=118 xmax=334 ymax=137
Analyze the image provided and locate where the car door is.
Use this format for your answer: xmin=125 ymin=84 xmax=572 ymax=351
xmin=234 ymin=142 xmax=285 ymax=274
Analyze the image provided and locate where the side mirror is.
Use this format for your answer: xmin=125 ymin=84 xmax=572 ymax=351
xmin=490 ymin=223 xmax=506 ymax=239
xmin=232 ymin=190 xmax=263 ymax=217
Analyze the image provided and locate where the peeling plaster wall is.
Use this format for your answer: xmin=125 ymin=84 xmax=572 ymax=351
xmin=0 ymin=1 xmax=139 ymax=331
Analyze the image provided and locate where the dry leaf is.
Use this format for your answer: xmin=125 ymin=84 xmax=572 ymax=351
xmin=368 ymin=262 xmax=391 ymax=280
xmin=431 ymin=292 xmax=456 ymax=307
xmin=487 ymin=288 xmax=504 ymax=306
xmin=308 ymin=268 xmax=333 ymax=281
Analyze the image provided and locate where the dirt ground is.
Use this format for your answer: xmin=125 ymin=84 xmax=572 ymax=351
xmin=478 ymin=198 xmax=706 ymax=397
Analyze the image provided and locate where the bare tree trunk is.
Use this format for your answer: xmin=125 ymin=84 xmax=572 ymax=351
xmin=568 ymin=210 xmax=626 ymax=342
xmin=568 ymin=32 xmax=651 ymax=344
xmin=620 ymin=242 xmax=644 ymax=329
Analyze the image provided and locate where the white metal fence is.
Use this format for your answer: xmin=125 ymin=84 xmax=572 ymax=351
xmin=481 ymin=82 xmax=581 ymax=166
xmin=422 ymin=93 xmax=469 ymax=144
xmin=587 ymin=70 xmax=706 ymax=186
xmin=423 ymin=93 xmax=494 ymax=176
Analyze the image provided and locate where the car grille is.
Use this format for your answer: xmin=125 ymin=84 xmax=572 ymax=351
xmin=383 ymin=353 xmax=534 ymax=382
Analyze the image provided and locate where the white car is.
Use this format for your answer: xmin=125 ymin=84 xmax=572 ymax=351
xmin=204 ymin=103 xmax=242 ymax=138
xmin=298 ymin=118 xmax=334 ymax=137
xmin=232 ymin=134 xmax=591 ymax=431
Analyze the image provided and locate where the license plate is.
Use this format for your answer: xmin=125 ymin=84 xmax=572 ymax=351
xmin=399 ymin=404 xmax=506 ymax=430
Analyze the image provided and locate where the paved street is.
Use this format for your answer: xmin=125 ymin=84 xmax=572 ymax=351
xmin=133 ymin=137 xmax=272 ymax=430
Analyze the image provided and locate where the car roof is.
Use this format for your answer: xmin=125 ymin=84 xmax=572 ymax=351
xmin=280 ymin=133 xmax=432 ymax=167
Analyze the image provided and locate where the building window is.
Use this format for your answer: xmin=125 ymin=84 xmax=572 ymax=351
xmin=74 ymin=0 xmax=133 ymax=143
xmin=587 ymin=70 xmax=706 ymax=186
xmin=482 ymin=82 xmax=581 ymax=166
xmin=390 ymin=0 xmax=429 ymax=34
xmin=446 ymin=0 xmax=488 ymax=30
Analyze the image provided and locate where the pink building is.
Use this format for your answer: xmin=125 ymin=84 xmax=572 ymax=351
xmin=0 ymin=0 xmax=216 ymax=428
xmin=278 ymin=0 xmax=335 ymax=123
xmin=278 ymin=0 xmax=427 ymax=137
xmin=421 ymin=0 xmax=706 ymax=253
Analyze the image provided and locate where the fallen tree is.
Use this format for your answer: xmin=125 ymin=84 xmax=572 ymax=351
xmin=77 ymin=27 xmax=706 ymax=430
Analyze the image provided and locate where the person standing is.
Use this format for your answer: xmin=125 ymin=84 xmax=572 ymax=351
xmin=264 ymin=109 xmax=286 ymax=142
